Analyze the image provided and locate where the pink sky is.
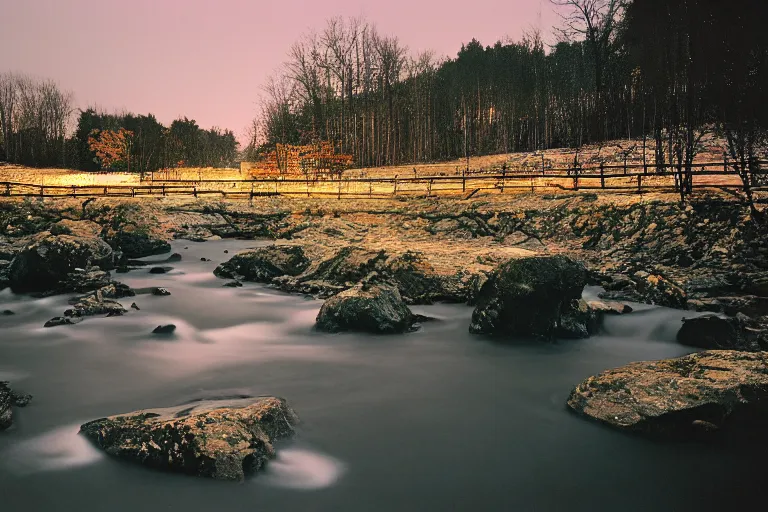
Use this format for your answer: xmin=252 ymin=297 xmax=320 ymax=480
xmin=0 ymin=0 xmax=558 ymax=145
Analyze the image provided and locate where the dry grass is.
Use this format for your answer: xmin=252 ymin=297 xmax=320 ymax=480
xmin=0 ymin=136 xmax=758 ymax=199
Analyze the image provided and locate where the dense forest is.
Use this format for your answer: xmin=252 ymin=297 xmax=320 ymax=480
xmin=251 ymin=0 xmax=767 ymax=182
xmin=0 ymin=76 xmax=238 ymax=172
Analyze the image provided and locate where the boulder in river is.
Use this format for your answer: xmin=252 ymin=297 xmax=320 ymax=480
xmin=567 ymin=350 xmax=768 ymax=440
xmin=557 ymin=299 xmax=600 ymax=339
xmin=152 ymin=324 xmax=176 ymax=334
xmin=59 ymin=267 xmax=114 ymax=293
xmin=149 ymin=266 xmax=172 ymax=274
xmin=151 ymin=287 xmax=171 ymax=296
xmin=79 ymin=396 xmax=298 ymax=481
xmin=109 ymin=225 xmax=171 ymax=259
xmin=214 ymin=245 xmax=310 ymax=282
xmin=469 ymin=255 xmax=588 ymax=339
xmin=65 ymin=295 xmax=127 ymax=317
xmin=1 ymin=381 xmax=32 ymax=431
xmin=676 ymin=313 xmax=763 ymax=351
xmin=316 ymin=283 xmax=415 ymax=334
xmin=8 ymin=231 xmax=115 ymax=293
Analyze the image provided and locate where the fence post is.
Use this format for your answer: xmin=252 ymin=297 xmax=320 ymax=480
xmin=643 ymin=162 xmax=648 ymax=175
xmin=393 ymin=176 xmax=398 ymax=196
xmin=573 ymin=167 xmax=579 ymax=191
xmin=501 ymin=168 xmax=506 ymax=193
xmin=462 ymin=169 xmax=466 ymax=192
xmin=132 ymin=187 xmax=135 ymax=198
xmin=623 ymin=156 xmax=628 ymax=175
xmin=40 ymin=185 xmax=44 ymax=198
xmin=637 ymin=174 xmax=642 ymax=193
xmin=162 ymin=184 xmax=166 ymax=196
xmin=5 ymin=183 xmax=10 ymax=196
xmin=194 ymin=187 xmax=198 ymax=198
xmin=71 ymin=185 xmax=76 ymax=198
xmin=600 ymin=162 xmax=605 ymax=189
xmin=427 ymin=179 xmax=432 ymax=197
xmin=723 ymin=152 xmax=728 ymax=173
xmin=369 ymin=180 xmax=372 ymax=198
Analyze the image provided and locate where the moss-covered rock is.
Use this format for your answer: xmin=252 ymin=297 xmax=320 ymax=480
xmin=469 ymin=255 xmax=588 ymax=339
xmin=79 ymin=396 xmax=298 ymax=481
xmin=316 ymin=283 xmax=415 ymax=334
xmin=567 ymin=351 xmax=768 ymax=440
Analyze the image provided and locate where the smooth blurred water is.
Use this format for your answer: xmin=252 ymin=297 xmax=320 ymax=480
xmin=0 ymin=240 xmax=761 ymax=511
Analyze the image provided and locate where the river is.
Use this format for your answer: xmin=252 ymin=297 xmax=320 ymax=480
xmin=0 ymin=240 xmax=761 ymax=511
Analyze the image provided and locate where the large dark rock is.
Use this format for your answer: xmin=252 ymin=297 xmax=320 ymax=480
xmin=59 ymin=267 xmax=114 ymax=293
xmin=1 ymin=381 xmax=32 ymax=431
xmin=677 ymin=313 xmax=763 ymax=351
xmin=79 ymin=397 xmax=298 ymax=481
xmin=469 ymin=255 xmax=588 ymax=339
xmin=384 ymin=251 xmax=465 ymax=304
xmin=8 ymin=231 xmax=115 ymax=293
xmin=316 ymin=283 xmax=415 ymax=334
xmin=567 ymin=351 xmax=768 ymax=440
xmin=214 ymin=245 xmax=310 ymax=282
xmin=109 ymin=225 xmax=171 ymax=259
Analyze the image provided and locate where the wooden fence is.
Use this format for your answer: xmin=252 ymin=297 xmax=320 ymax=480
xmin=2 ymin=160 xmax=766 ymax=200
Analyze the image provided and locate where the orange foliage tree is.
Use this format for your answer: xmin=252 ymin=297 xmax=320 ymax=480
xmin=88 ymin=128 xmax=134 ymax=171
xmin=255 ymin=142 xmax=353 ymax=178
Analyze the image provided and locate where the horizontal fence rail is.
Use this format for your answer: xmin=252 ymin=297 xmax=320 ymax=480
xmin=2 ymin=160 xmax=766 ymax=200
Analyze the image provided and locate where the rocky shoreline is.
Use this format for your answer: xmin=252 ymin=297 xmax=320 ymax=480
xmin=2 ymin=191 xmax=768 ymax=473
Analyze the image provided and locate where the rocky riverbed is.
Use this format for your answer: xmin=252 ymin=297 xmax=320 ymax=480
xmin=1 ymin=191 xmax=768 ymax=509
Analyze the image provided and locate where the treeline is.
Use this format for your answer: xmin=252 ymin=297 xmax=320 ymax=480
xmin=0 ymin=73 xmax=238 ymax=171
xmin=74 ymin=110 xmax=238 ymax=172
xmin=253 ymin=0 xmax=768 ymax=182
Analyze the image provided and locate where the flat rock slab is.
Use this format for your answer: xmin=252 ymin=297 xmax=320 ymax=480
xmin=567 ymin=350 xmax=768 ymax=440
xmin=79 ymin=397 xmax=298 ymax=481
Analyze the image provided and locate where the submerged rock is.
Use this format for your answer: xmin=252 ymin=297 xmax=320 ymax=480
xmin=152 ymin=324 xmax=176 ymax=334
xmin=316 ymin=283 xmax=415 ymax=334
xmin=214 ymin=245 xmax=310 ymax=283
xmin=149 ymin=266 xmax=172 ymax=274
xmin=79 ymin=396 xmax=298 ymax=481
xmin=8 ymin=232 xmax=115 ymax=293
xmin=469 ymin=255 xmax=588 ymax=339
xmin=44 ymin=316 xmax=82 ymax=328
xmin=567 ymin=351 xmax=768 ymax=440
xmin=1 ymin=381 xmax=32 ymax=431
xmin=151 ymin=287 xmax=171 ymax=296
